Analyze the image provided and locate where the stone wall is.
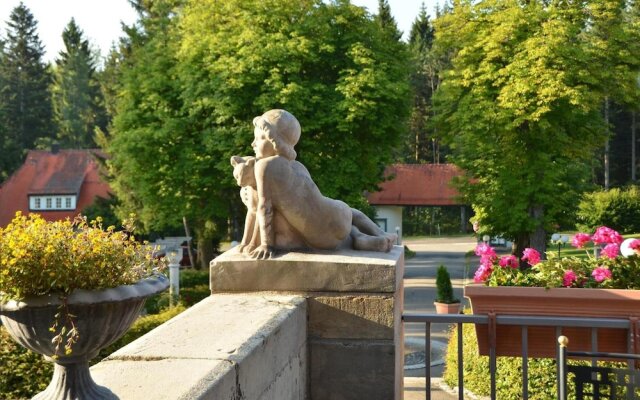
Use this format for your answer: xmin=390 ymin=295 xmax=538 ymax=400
xmin=211 ymin=247 xmax=404 ymax=400
xmin=91 ymin=294 xmax=307 ymax=400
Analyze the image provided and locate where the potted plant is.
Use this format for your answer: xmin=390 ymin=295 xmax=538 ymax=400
xmin=0 ymin=212 xmax=168 ymax=399
xmin=466 ymin=226 xmax=640 ymax=357
xmin=434 ymin=265 xmax=461 ymax=314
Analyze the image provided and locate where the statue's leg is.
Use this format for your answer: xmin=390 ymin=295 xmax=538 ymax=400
xmin=351 ymin=209 xmax=397 ymax=249
xmin=351 ymin=209 xmax=387 ymax=236
xmin=351 ymin=226 xmax=395 ymax=252
xmin=246 ymin=213 xmax=261 ymax=253
xmin=238 ymin=212 xmax=255 ymax=253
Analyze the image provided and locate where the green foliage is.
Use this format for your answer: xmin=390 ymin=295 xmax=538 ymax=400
xmin=0 ymin=3 xmax=53 ymax=180
xmin=433 ymin=0 xmax=639 ymax=254
xmin=0 ymin=326 xmax=52 ymax=400
xmin=144 ymin=269 xmax=209 ymax=313
xmin=403 ymin=206 xmax=468 ymax=235
xmin=479 ymin=251 xmax=640 ymax=290
xmin=81 ymin=194 xmax=121 ymax=230
xmin=444 ymin=317 xmax=630 ymax=399
xmin=577 ymin=187 xmax=640 ymax=234
xmin=444 ymin=320 xmax=558 ymax=399
xmin=97 ymin=304 xmax=186 ymax=361
xmin=435 ymin=265 xmax=458 ymax=303
xmin=106 ymin=0 xmax=411 ymax=254
xmin=0 ymin=213 xmax=163 ymax=300
xmin=51 ymin=18 xmax=106 ymax=148
xmin=403 ymin=4 xmax=446 ymax=164
xmin=178 ymin=269 xmax=209 ymax=288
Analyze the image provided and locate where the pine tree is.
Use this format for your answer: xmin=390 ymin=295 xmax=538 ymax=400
xmin=0 ymin=3 xmax=53 ymax=178
xmin=376 ymin=0 xmax=402 ymax=41
xmin=51 ymin=18 xmax=105 ymax=148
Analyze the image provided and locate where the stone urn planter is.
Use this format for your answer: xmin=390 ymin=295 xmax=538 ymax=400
xmin=465 ymin=284 xmax=640 ymax=358
xmin=0 ymin=274 xmax=168 ymax=400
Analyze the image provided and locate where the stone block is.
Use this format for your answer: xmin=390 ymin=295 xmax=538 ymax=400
xmin=307 ymin=295 xmax=395 ymax=340
xmin=92 ymin=358 xmax=239 ymax=400
xmin=92 ymin=294 xmax=308 ymax=400
xmin=309 ymin=339 xmax=397 ymax=400
xmin=210 ymin=246 xmax=403 ymax=293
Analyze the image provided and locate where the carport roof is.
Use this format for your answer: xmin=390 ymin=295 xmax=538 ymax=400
xmin=367 ymin=164 xmax=464 ymax=206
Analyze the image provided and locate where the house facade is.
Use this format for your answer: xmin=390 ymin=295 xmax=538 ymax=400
xmin=0 ymin=149 xmax=111 ymax=227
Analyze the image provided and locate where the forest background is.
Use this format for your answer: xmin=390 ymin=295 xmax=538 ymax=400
xmin=0 ymin=0 xmax=638 ymax=266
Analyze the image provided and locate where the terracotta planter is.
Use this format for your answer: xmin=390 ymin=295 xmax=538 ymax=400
xmin=464 ymin=284 xmax=640 ymax=358
xmin=0 ymin=274 xmax=169 ymax=400
xmin=434 ymin=301 xmax=461 ymax=314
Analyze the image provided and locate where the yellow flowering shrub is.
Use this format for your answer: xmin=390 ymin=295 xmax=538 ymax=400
xmin=0 ymin=212 xmax=163 ymax=300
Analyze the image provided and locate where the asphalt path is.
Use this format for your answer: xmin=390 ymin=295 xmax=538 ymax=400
xmin=402 ymin=236 xmax=477 ymax=380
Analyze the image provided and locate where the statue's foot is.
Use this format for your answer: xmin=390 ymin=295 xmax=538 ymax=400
xmin=241 ymin=245 xmax=256 ymax=256
xmin=385 ymin=234 xmax=398 ymax=252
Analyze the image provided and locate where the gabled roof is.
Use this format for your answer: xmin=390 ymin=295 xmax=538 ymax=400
xmin=0 ymin=149 xmax=111 ymax=227
xmin=367 ymin=164 xmax=464 ymax=206
xmin=27 ymin=150 xmax=92 ymax=195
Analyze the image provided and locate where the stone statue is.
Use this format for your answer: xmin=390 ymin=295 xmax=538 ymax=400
xmin=231 ymin=109 xmax=397 ymax=259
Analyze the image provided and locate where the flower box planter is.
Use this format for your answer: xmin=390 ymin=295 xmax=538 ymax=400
xmin=464 ymin=284 xmax=640 ymax=358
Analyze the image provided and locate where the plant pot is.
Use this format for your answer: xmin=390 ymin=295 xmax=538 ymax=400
xmin=0 ymin=274 xmax=169 ymax=400
xmin=464 ymin=284 xmax=640 ymax=358
xmin=434 ymin=301 xmax=461 ymax=314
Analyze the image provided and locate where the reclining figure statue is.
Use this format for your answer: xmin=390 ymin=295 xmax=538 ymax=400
xmin=231 ymin=109 xmax=397 ymax=259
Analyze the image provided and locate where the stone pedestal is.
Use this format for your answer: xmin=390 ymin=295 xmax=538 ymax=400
xmin=211 ymin=246 xmax=404 ymax=400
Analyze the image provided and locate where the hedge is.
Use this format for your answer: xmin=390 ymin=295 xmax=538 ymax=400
xmin=577 ymin=186 xmax=640 ymax=234
xmin=443 ymin=319 xmax=629 ymax=399
xmin=0 ymin=326 xmax=52 ymax=400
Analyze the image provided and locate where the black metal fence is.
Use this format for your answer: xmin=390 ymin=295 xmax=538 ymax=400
xmin=402 ymin=313 xmax=638 ymax=400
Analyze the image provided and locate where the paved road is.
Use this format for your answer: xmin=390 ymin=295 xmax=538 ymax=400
xmin=402 ymin=236 xmax=477 ymax=386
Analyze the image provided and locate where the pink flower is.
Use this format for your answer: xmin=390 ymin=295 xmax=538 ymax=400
xmin=601 ymin=243 xmax=619 ymax=259
xmin=591 ymin=266 xmax=612 ymax=283
xmin=562 ymin=270 xmax=577 ymax=287
xmin=475 ymin=243 xmax=497 ymax=258
xmin=498 ymin=255 xmax=519 ymax=269
xmin=592 ymin=226 xmax=623 ymax=245
xmin=629 ymin=239 xmax=640 ymax=251
xmin=473 ymin=264 xmax=493 ymax=283
xmin=571 ymin=233 xmax=592 ymax=249
xmin=521 ymin=248 xmax=541 ymax=266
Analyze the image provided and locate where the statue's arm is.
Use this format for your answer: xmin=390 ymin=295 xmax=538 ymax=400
xmin=250 ymin=159 xmax=276 ymax=259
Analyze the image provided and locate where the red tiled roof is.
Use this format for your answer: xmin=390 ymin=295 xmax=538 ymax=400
xmin=367 ymin=164 xmax=464 ymax=206
xmin=0 ymin=150 xmax=111 ymax=227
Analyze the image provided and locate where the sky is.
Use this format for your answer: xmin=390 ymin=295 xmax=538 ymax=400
xmin=0 ymin=0 xmax=439 ymax=64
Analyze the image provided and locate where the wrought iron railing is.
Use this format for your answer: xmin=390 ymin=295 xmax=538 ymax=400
xmin=402 ymin=313 xmax=637 ymax=400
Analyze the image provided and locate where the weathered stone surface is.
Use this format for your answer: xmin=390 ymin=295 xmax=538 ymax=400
xmin=210 ymin=246 xmax=403 ymax=293
xmin=92 ymin=359 xmax=238 ymax=400
xmin=232 ymin=109 xmax=398 ymax=260
xmin=310 ymin=339 xmax=396 ymax=400
xmin=91 ymin=294 xmax=308 ymax=400
xmin=308 ymin=295 xmax=395 ymax=340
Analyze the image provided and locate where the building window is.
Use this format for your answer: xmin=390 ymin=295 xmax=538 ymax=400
xmin=56 ymin=197 xmax=62 ymax=209
xmin=65 ymin=197 xmax=71 ymax=209
xmin=46 ymin=198 xmax=52 ymax=209
xmin=35 ymin=198 xmax=41 ymax=209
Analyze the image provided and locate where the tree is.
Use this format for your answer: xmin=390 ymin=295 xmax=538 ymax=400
xmin=0 ymin=3 xmax=52 ymax=179
xmin=51 ymin=18 xmax=105 ymax=148
xmin=434 ymin=0 xmax=609 ymax=258
xmin=581 ymin=0 xmax=640 ymax=189
xmin=106 ymin=0 xmax=410 ymax=267
xmin=376 ymin=0 xmax=402 ymax=41
xmin=405 ymin=3 xmax=438 ymax=163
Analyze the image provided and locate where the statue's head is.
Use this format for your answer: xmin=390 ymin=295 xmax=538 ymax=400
xmin=253 ymin=109 xmax=300 ymax=161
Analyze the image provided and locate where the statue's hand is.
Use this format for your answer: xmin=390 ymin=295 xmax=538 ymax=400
xmin=249 ymin=245 xmax=274 ymax=260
